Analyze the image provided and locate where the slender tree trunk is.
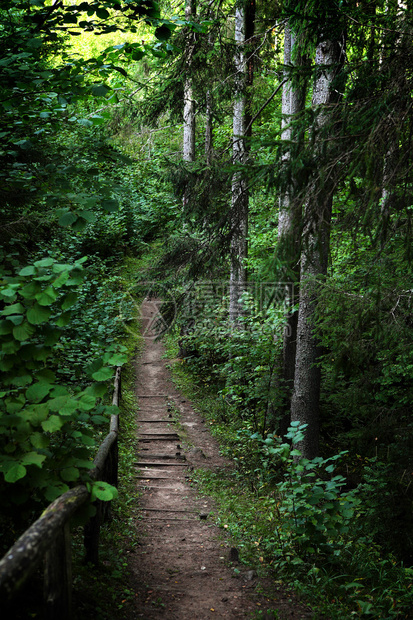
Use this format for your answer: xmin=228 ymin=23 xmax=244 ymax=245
xmin=229 ymin=0 xmax=255 ymax=324
xmin=205 ymin=90 xmax=213 ymax=164
xmin=277 ymin=23 xmax=306 ymax=435
xmin=290 ymin=38 xmax=344 ymax=459
xmin=183 ymin=0 xmax=196 ymax=165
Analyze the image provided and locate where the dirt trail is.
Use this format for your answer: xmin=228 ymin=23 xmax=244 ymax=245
xmin=127 ymin=299 xmax=313 ymax=620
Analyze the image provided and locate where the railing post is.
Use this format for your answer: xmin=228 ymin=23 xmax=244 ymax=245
xmin=44 ymin=523 xmax=72 ymax=620
xmin=83 ymin=501 xmax=102 ymax=566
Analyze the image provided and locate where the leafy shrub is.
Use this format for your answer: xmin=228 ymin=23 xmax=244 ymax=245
xmin=0 ymin=257 xmax=126 ymax=515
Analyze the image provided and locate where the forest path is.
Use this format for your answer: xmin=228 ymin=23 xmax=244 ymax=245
xmin=126 ymin=299 xmax=313 ymax=620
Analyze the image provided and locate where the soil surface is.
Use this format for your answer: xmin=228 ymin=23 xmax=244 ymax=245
xmin=127 ymin=299 xmax=314 ymax=620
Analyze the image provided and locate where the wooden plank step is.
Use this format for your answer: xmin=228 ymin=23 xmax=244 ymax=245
xmin=138 ymin=420 xmax=174 ymax=423
xmin=142 ymin=508 xmax=196 ymax=513
xmin=135 ymin=462 xmax=188 ymax=467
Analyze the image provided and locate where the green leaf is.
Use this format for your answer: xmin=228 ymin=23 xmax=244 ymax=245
xmin=21 ymin=452 xmax=46 ymax=468
xmin=52 ymin=271 xmax=69 ymax=288
xmin=85 ymin=383 xmax=107 ymax=397
xmin=30 ymin=432 xmax=49 ymax=449
xmin=91 ymin=480 xmax=118 ymax=502
xmin=60 ymin=467 xmax=79 ymax=482
xmin=61 ymin=292 xmax=77 ymax=310
xmin=101 ymin=198 xmax=118 ymax=212
xmin=48 ymin=396 xmax=78 ymax=416
xmin=19 ymin=265 xmax=36 ymax=276
xmin=0 ymin=320 xmax=12 ymax=335
xmin=36 ymin=287 xmax=58 ymax=306
xmin=107 ymin=353 xmax=128 ymax=366
xmin=78 ymin=210 xmax=96 ymax=223
xmin=58 ymin=212 xmax=78 ymax=227
xmin=77 ymin=394 xmax=96 ymax=411
xmin=56 ymin=311 xmax=71 ymax=327
xmin=34 ymin=257 xmax=55 ymax=268
xmin=44 ymin=483 xmax=69 ymax=502
xmin=27 ymin=303 xmax=51 ymax=325
xmin=91 ymin=366 xmax=113 ymax=382
xmin=26 ymin=382 xmax=52 ymax=403
xmin=155 ymin=25 xmax=173 ymax=41
xmin=13 ymin=321 xmax=35 ymax=341
xmin=4 ymin=463 xmax=27 ymax=483
xmin=96 ymin=8 xmax=110 ymax=18
xmin=1 ymin=303 xmax=25 ymax=316
xmin=20 ymin=281 xmax=42 ymax=300
xmin=36 ymin=369 xmax=56 ymax=383
xmin=42 ymin=415 xmax=64 ymax=432
xmin=91 ymin=83 xmax=111 ymax=97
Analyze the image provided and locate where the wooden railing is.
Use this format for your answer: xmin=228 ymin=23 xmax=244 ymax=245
xmin=0 ymin=367 xmax=122 ymax=619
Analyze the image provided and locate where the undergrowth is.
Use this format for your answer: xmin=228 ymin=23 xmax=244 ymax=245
xmin=70 ymin=255 xmax=144 ymax=619
xmin=164 ymin=330 xmax=413 ymax=620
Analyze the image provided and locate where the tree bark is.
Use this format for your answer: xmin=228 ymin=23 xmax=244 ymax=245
xmin=276 ymin=23 xmax=306 ymax=434
xmin=290 ymin=38 xmax=343 ymax=459
xmin=183 ymin=0 xmax=196 ymax=165
xmin=229 ymin=0 xmax=255 ymax=324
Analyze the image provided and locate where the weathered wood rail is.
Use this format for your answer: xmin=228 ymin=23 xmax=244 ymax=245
xmin=0 ymin=367 xmax=122 ymax=619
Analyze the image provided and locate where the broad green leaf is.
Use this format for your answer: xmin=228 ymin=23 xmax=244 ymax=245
xmin=91 ymin=84 xmax=111 ymax=97
xmin=78 ymin=210 xmax=96 ymax=223
xmin=21 ymin=452 xmax=46 ymax=468
xmin=27 ymin=303 xmax=51 ymax=325
xmin=30 ymin=432 xmax=49 ymax=449
xmin=52 ymin=271 xmax=69 ymax=288
xmin=0 ymin=320 xmax=12 ymax=335
xmin=85 ymin=383 xmax=107 ymax=397
xmin=107 ymin=353 xmax=128 ymax=366
xmin=60 ymin=467 xmax=79 ymax=482
xmin=56 ymin=311 xmax=71 ymax=327
xmin=34 ymin=257 xmax=54 ymax=268
xmin=44 ymin=483 xmax=69 ymax=502
xmin=36 ymin=369 xmax=56 ymax=383
xmin=36 ymin=287 xmax=58 ymax=306
xmin=4 ymin=463 xmax=27 ymax=483
xmin=155 ymin=25 xmax=173 ymax=41
xmin=42 ymin=415 xmax=64 ymax=432
xmin=1 ymin=303 xmax=25 ymax=316
xmin=91 ymin=366 xmax=113 ymax=382
xmin=77 ymin=394 xmax=96 ymax=411
xmin=101 ymin=199 xmax=118 ymax=212
xmin=26 ymin=382 xmax=52 ymax=403
xmin=48 ymin=395 xmax=78 ymax=415
xmin=58 ymin=212 xmax=77 ymax=227
xmin=80 ymin=433 xmax=95 ymax=446
xmin=61 ymin=292 xmax=77 ymax=310
xmin=19 ymin=265 xmax=36 ymax=276
xmin=91 ymin=481 xmax=118 ymax=502
xmin=13 ymin=321 xmax=35 ymax=341
xmin=2 ymin=339 xmax=21 ymax=354
xmin=20 ymin=281 xmax=42 ymax=299
xmin=10 ymin=373 xmax=32 ymax=387
xmin=96 ymin=7 xmax=109 ymax=18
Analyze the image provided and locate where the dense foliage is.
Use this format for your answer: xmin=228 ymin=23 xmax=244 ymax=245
xmin=1 ymin=0 xmax=413 ymax=616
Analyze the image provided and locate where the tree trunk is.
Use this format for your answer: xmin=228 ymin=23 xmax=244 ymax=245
xmin=290 ymin=38 xmax=343 ymax=459
xmin=205 ymin=90 xmax=213 ymax=164
xmin=229 ymin=0 xmax=255 ymax=324
xmin=183 ymin=0 xmax=196 ymax=165
xmin=276 ymin=23 xmax=306 ymax=435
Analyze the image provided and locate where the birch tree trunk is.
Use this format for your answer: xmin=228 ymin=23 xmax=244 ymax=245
xmin=205 ymin=90 xmax=213 ymax=164
xmin=290 ymin=38 xmax=343 ymax=459
xmin=183 ymin=0 xmax=196 ymax=165
xmin=277 ymin=23 xmax=306 ymax=434
xmin=229 ymin=0 xmax=254 ymax=323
